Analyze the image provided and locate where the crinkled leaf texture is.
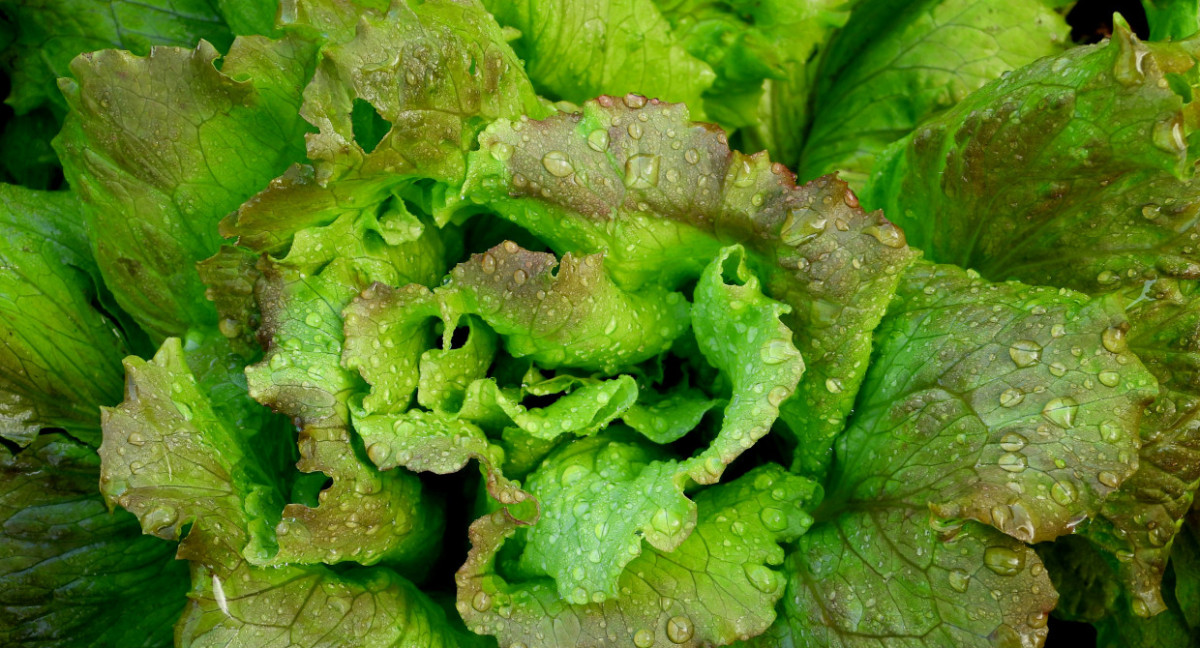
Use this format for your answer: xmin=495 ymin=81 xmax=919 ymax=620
xmin=462 ymin=94 xmax=917 ymax=477
xmin=864 ymin=24 xmax=1200 ymax=614
xmin=55 ymin=35 xmax=315 ymax=340
xmin=0 ymin=0 xmax=240 ymax=115
xmin=747 ymin=262 xmax=1157 ymax=647
xmin=100 ymin=338 xmax=487 ymax=647
xmin=458 ymin=456 xmax=820 ymax=648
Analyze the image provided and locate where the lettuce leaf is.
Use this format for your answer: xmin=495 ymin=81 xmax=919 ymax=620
xmin=864 ymin=23 xmax=1200 ymax=613
xmin=0 ymin=185 xmax=126 ymax=446
xmin=0 ymin=433 xmax=187 ymax=647
xmin=458 ymin=459 xmax=819 ymax=647
xmin=798 ymin=0 xmax=1069 ymax=189
xmin=751 ymin=261 xmax=1157 ymax=646
xmin=56 ymin=35 xmax=315 ymax=340
xmin=99 ymin=337 xmax=483 ymax=647
xmin=462 ymin=95 xmax=917 ymax=477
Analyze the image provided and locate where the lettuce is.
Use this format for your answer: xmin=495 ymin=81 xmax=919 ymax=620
xmin=2 ymin=1 xmax=1199 ymax=647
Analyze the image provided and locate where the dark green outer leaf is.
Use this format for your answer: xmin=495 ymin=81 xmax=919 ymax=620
xmin=798 ymin=0 xmax=1069 ymax=189
xmin=0 ymin=433 xmax=188 ymax=648
xmin=1 ymin=0 xmax=237 ymax=115
xmin=0 ymin=185 xmax=126 ymax=446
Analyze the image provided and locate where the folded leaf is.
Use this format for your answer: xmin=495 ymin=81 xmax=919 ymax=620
xmin=462 ymin=96 xmax=917 ymax=477
xmin=300 ymin=0 xmax=548 ymax=184
xmin=56 ymin=35 xmax=315 ymax=340
xmin=100 ymin=338 xmax=284 ymax=566
xmin=0 ymin=185 xmax=126 ymax=446
xmin=752 ymin=262 xmax=1157 ymax=647
xmin=269 ymin=422 xmax=443 ymax=570
xmin=1 ymin=0 xmax=238 ymax=115
xmin=354 ymin=408 xmax=533 ymax=514
xmin=458 ymin=462 xmax=819 ymax=648
xmin=1084 ymin=277 xmax=1200 ymax=615
xmin=100 ymin=338 xmax=481 ymax=647
xmin=798 ymin=0 xmax=1069 ymax=189
xmin=655 ymin=0 xmax=850 ymax=131
xmin=481 ymin=0 xmax=715 ymax=119
xmin=445 ymin=242 xmax=692 ymax=373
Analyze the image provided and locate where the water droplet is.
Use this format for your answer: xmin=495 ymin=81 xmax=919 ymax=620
xmin=1153 ymin=115 xmax=1186 ymax=155
xmin=491 ymin=142 xmax=514 ymax=161
xmin=983 ymin=546 xmax=1025 ymax=576
xmin=1102 ymin=326 xmax=1127 ymax=353
xmin=560 ymin=464 xmax=587 ymax=485
xmin=948 ymin=569 xmax=971 ymax=592
xmin=1028 ymin=611 xmax=1049 ymax=629
xmin=472 ymin=591 xmax=492 ymax=612
xmin=733 ymin=160 xmax=755 ymax=187
xmin=512 ymin=269 xmax=528 ymax=286
xmin=625 ymin=154 xmax=661 ymax=189
xmin=781 ymin=209 xmax=827 ymax=245
xmin=367 ymin=443 xmax=391 ymax=465
xmin=1051 ymin=480 xmax=1077 ymax=506
xmin=587 ymin=129 xmax=609 ymax=151
xmin=1113 ymin=31 xmax=1146 ymax=86
xmin=651 ymin=508 xmax=680 ymax=536
xmin=863 ymin=223 xmax=906 ymax=248
xmin=1042 ymin=397 xmax=1078 ymax=428
xmin=760 ymin=507 xmax=788 ymax=531
xmin=1048 ymin=361 xmax=1067 ymax=377
xmin=304 ymin=313 xmax=322 ymax=327
xmin=1098 ymin=471 xmax=1121 ymax=488
xmin=624 ymin=94 xmax=647 ymax=108
xmin=1132 ymin=597 xmax=1151 ymax=617
xmin=998 ymin=453 xmax=1027 ymax=473
xmin=744 ymin=564 xmax=779 ymax=593
xmin=999 ymin=433 xmax=1027 ymax=452
xmin=633 ymin=629 xmax=655 ymax=648
xmin=1098 ymin=370 xmax=1120 ymax=387
xmin=127 ymin=432 xmax=145 ymax=446
xmin=1101 ymin=420 xmax=1122 ymax=442
xmin=143 ymin=505 xmax=178 ymax=533
xmin=541 ymin=151 xmax=574 ymax=177
xmin=1009 ymin=340 xmax=1042 ymax=367
xmin=627 ymin=123 xmax=643 ymax=139
xmin=1000 ymin=388 xmax=1024 ymax=408
xmin=760 ymin=340 xmax=797 ymax=365
xmin=1148 ymin=524 xmax=1173 ymax=547
xmin=218 ymin=317 xmax=241 ymax=338
xmin=666 ymin=616 xmax=694 ymax=643
xmin=767 ymin=386 xmax=790 ymax=406
xmin=825 ymin=378 xmax=843 ymax=394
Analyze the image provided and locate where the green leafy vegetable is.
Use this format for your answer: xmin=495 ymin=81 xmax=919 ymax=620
xmin=6 ymin=2 xmax=1200 ymax=646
